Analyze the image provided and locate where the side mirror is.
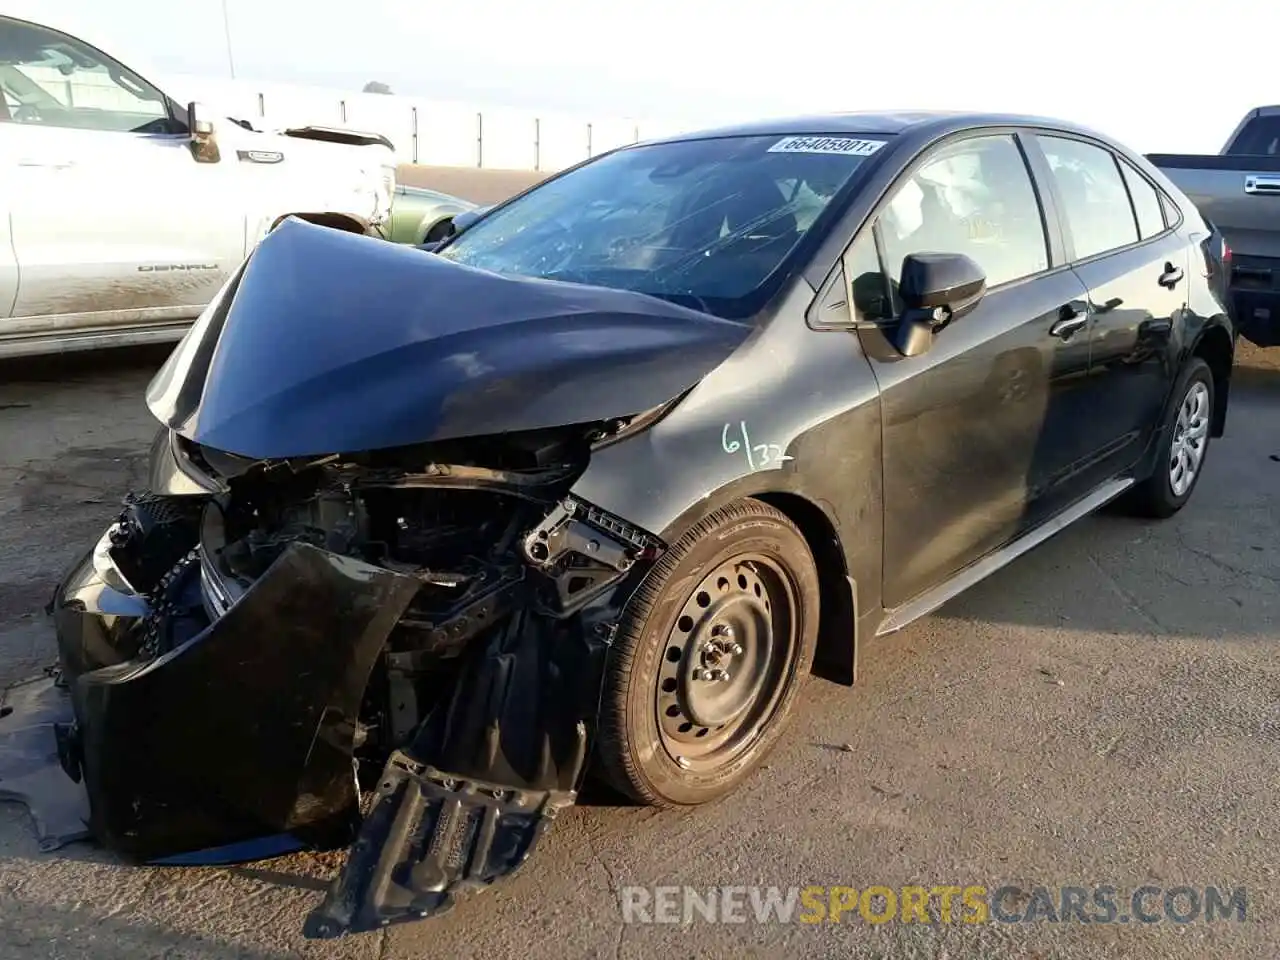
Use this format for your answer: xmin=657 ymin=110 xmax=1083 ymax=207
xmin=187 ymin=101 xmax=220 ymax=163
xmin=892 ymin=252 xmax=986 ymax=358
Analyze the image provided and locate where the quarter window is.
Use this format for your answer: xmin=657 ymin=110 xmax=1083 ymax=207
xmin=844 ymin=231 xmax=892 ymax=323
xmin=0 ymin=18 xmax=171 ymax=133
xmin=1119 ymin=159 xmax=1166 ymax=240
xmin=878 ymin=134 xmax=1049 ymax=290
xmin=1035 ymin=136 xmax=1138 ymax=260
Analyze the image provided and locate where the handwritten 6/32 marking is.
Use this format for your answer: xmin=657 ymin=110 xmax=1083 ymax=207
xmin=721 ymin=421 xmax=793 ymax=471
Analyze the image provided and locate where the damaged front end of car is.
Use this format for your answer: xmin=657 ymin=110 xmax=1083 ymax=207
xmin=84 ymin=426 xmax=659 ymax=936
xmin=0 ymin=218 xmax=752 ymax=938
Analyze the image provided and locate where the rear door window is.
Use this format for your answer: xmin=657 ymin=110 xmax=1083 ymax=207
xmin=1034 ymin=136 xmax=1138 ymax=261
xmin=1118 ymin=159 xmax=1166 ymax=240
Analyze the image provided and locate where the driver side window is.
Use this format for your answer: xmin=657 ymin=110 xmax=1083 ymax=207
xmin=0 ymin=17 xmax=171 ymax=133
xmin=878 ymin=134 xmax=1049 ymax=291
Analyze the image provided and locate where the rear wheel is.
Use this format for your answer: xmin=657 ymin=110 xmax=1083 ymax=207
xmin=1125 ymin=356 xmax=1214 ymax=518
xmin=595 ymin=499 xmax=820 ymax=807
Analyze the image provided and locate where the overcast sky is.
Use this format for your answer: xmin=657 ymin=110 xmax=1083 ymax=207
xmin=22 ymin=0 xmax=1277 ymax=151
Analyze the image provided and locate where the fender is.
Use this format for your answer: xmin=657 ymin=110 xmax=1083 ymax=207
xmin=568 ymin=284 xmax=887 ymax=684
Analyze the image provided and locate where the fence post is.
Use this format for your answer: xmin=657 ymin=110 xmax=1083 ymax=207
xmin=411 ymin=106 xmax=420 ymax=164
xmin=257 ymin=91 xmax=265 ymax=118
xmin=586 ymin=122 xmax=593 ymax=159
xmin=534 ymin=117 xmax=541 ymax=171
xmin=339 ymin=99 xmax=347 ymax=123
xmin=476 ymin=112 xmax=483 ymax=168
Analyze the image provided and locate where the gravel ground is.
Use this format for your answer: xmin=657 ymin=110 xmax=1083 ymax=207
xmin=0 ymin=343 xmax=1277 ymax=960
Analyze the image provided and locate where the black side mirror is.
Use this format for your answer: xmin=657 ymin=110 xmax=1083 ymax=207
xmin=449 ymin=207 xmax=489 ymax=235
xmin=416 ymin=207 xmax=489 ymax=252
xmin=892 ymin=252 xmax=986 ymax=357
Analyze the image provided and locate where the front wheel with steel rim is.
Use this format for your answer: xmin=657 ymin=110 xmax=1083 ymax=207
xmin=595 ymin=498 xmax=820 ymax=807
xmin=1126 ymin=356 xmax=1215 ymax=519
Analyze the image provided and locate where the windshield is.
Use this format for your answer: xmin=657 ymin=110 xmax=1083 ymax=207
xmin=437 ymin=133 xmax=887 ymax=319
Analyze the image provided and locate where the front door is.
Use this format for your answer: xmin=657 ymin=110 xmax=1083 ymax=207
xmin=0 ymin=16 xmax=243 ymax=329
xmin=850 ymin=132 xmax=1095 ymax=608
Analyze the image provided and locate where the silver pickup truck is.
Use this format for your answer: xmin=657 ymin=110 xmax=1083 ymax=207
xmin=1149 ymin=107 xmax=1280 ymax=347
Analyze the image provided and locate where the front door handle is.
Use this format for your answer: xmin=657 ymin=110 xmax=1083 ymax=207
xmin=1158 ymin=262 xmax=1184 ymax=289
xmin=1049 ymin=302 xmax=1088 ymax=340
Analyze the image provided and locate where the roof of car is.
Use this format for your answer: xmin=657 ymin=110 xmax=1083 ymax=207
xmin=644 ymin=110 xmax=1108 ymax=144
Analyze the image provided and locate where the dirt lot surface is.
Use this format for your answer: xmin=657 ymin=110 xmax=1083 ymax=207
xmin=1 ymin=344 xmax=1278 ymax=959
xmin=396 ymin=164 xmax=549 ymax=205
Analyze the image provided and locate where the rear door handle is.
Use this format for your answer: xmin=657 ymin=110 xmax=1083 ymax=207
xmin=1049 ymin=302 xmax=1088 ymax=340
xmin=1158 ymin=262 xmax=1184 ymax=289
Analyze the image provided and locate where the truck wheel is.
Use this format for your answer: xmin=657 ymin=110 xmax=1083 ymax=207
xmin=595 ymin=499 xmax=819 ymax=807
xmin=1124 ymin=356 xmax=1214 ymax=518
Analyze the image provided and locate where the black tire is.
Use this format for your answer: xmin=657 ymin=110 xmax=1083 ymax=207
xmin=595 ymin=498 xmax=820 ymax=807
xmin=423 ymin=218 xmax=455 ymax=244
xmin=1124 ymin=356 xmax=1214 ymax=519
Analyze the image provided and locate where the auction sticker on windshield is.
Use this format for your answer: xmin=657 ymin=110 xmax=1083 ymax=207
xmin=767 ymin=136 xmax=887 ymax=156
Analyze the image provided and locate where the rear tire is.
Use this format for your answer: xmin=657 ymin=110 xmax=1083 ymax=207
xmin=1124 ymin=356 xmax=1214 ymax=519
xmin=595 ymin=498 xmax=820 ymax=808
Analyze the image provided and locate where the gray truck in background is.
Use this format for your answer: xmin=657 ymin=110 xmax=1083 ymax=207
xmin=1149 ymin=107 xmax=1280 ymax=347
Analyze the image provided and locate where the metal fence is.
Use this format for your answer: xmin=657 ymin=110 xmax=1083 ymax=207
xmin=21 ymin=67 xmax=691 ymax=172
xmin=169 ymin=74 xmax=693 ymax=171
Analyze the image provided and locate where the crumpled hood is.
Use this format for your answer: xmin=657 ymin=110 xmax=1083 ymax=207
xmin=146 ymin=218 xmax=753 ymax=459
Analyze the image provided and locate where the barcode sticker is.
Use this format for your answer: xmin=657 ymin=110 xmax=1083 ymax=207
xmin=766 ymin=136 xmax=887 ymax=157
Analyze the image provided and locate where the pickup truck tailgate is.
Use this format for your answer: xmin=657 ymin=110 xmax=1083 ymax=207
xmin=1147 ymin=154 xmax=1280 ymax=261
xmin=1149 ymin=153 xmax=1280 ymax=345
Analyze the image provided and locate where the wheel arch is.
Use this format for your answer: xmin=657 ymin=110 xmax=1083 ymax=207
xmin=628 ymin=478 xmax=859 ymax=689
xmin=417 ymin=208 xmax=468 ymax=244
xmin=753 ymin=491 xmax=858 ymax=688
xmin=1189 ymin=321 xmax=1234 ymax=437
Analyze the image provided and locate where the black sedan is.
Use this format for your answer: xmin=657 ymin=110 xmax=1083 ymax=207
xmin=0 ymin=111 xmax=1234 ymax=937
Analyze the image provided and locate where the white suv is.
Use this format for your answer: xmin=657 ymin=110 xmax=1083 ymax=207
xmin=0 ymin=10 xmax=395 ymax=358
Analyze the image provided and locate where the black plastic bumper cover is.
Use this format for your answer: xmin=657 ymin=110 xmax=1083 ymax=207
xmin=305 ymin=607 xmax=599 ymax=937
xmin=64 ymin=542 xmax=421 ymax=861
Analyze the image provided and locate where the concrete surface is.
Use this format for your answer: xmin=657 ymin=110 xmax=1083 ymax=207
xmin=0 ymin=344 xmax=1278 ymax=959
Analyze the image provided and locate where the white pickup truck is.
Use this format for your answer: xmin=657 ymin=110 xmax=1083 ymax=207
xmin=0 ymin=9 xmax=397 ymax=358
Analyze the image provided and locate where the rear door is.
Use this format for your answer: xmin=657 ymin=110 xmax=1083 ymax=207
xmin=851 ymin=131 xmax=1094 ymax=608
xmin=1029 ymin=134 xmax=1184 ymax=486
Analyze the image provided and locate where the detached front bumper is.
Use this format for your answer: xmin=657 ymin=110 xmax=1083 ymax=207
xmin=4 ymin=531 xmax=420 ymax=863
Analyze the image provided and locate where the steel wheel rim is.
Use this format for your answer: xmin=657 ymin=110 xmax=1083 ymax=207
xmin=1169 ymin=380 xmax=1209 ymax=497
xmin=654 ymin=554 xmax=800 ymax=772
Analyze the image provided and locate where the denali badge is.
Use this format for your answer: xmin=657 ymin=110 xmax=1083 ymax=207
xmin=237 ymin=149 xmax=285 ymax=164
